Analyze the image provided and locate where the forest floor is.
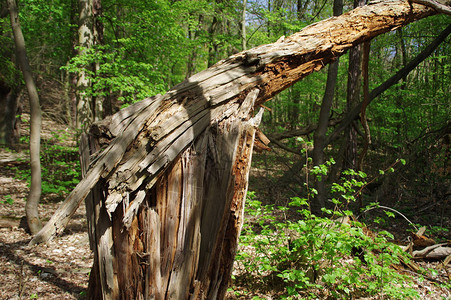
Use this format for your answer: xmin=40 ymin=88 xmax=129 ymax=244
xmin=0 ymin=117 xmax=450 ymax=299
xmin=0 ymin=116 xmax=91 ymax=299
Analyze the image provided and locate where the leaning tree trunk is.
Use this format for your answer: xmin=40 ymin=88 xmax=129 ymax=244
xmin=8 ymin=0 xmax=43 ymax=234
xmin=30 ymin=1 xmax=443 ymax=298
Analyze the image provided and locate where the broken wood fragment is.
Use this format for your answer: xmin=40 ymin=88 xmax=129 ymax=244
xmin=411 ymin=0 xmax=451 ymax=15
xmin=411 ymin=231 xmax=436 ymax=248
xmin=412 ymin=243 xmax=451 ymax=259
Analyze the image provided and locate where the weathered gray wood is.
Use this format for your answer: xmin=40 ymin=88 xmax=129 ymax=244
xmin=123 ymin=190 xmax=145 ymax=229
xmin=109 ymin=94 xmax=162 ymax=136
xmin=412 ymin=243 xmax=450 ymax=258
xmin=146 ymin=208 xmax=162 ymax=299
xmin=29 ymin=96 xmax=164 ymax=245
xmin=85 ymin=104 xmax=263 ymax=299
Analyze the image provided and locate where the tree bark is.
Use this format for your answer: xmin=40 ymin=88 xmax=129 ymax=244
xmin=289 ymin=0 xmax=312 ymax=129
xmin=186 ymin=14 xmax=204 ymax=78
xmin=411 ymin=0 xmax=451 ymax=15
xmin=76 ymin=0 xmax=94 ymax=130
xmin=342 ymin=0 xmax=365 ymax=173
xmin=0 ymin=78 xmax=19 ymax=147
xmin=312 ymin=0 xmax=343 ymax=209
xmin=29 ymin=0 xmax=442 ymax=298
xmin=357 ymin=40 xmax=371 ymax=172
xmin=208 ymin=2 xmax=221 ymax=68
xmin=241 ymin=0 xmax=247 ymax=51
xmin=8 ymin=0 xmax=43 ymax=234
xmin=0 ymin=13 xmax=20 ymax=148
xmin=92 ymin=0 xmax=105 ymax=120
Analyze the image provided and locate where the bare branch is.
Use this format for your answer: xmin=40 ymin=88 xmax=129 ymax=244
xmin=411 ymin=0 xmax=451 ymax=15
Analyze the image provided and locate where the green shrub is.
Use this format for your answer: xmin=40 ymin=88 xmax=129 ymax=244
xmin=235 ymin=169 xmax=419 ymax=299
xmin=10 ymin=130 xmax=81 ymax=201
xmin=1 ymin=195 xmax=14 ymax=205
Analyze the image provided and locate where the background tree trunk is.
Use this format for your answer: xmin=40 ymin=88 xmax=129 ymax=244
xmin=76 ymin=0 xmax=94 ymax=129
xmin=0 ymin=79 xmax=19 ymax=147
xmin=324 ymin=23 xmax=451 ymax=148
xmin=207 ymin=1 xmax=222 ymax=68
xmin=312 ymin=0 xmax=343 ymax=209
xmin=357 ymin=40 xmax=371 ymax=173
xmin=241 ymin=0 xmax=247 ymax=51
xmin=7 ymin=0 xmax=43 ymax=234
xmin=343 ymin=0 xmax=365 ymax=173
xmin=92 ymin=0 xmax=105 ymax=120
xmin=0 ymin=2 xmax=20 ymax=148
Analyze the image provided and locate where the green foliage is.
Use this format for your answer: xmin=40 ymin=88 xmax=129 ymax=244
xmin=0 ymin=22 xmax=20 ymax=88
xmin=427 ymin=225 xmax=449 ymax=242
xmin=236 ymin=170 xmax=419 ymax=299
xmin=63 ymin=45 xmax=166 ymax=105
xmin=10 ymin=131 xmax=80 ymax=200
xmin=0 ymin=53 xmax=20 ymax=88
xmin=1 ymin=195 xmax=14 ymax=205
xmin=18 ymin=0 xmax=74 ymax=72
xmin=368 ymin=15 xmax=450 ymax=150
xmin=61 ymin=0 xmax=246 ymax=107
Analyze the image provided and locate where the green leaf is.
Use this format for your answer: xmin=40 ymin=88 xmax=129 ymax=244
xmin=384 ymin=211 xmax=395 ymax=218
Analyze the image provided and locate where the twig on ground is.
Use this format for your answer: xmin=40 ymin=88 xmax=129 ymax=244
xmin=18 ymin=261 xmax=29 ymax=299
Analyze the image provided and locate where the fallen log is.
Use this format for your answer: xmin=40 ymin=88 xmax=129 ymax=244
xmin=412 ymin=243 xmax=451 ymax=259
xmin=28 ymin=0 xmax=445 ymax=298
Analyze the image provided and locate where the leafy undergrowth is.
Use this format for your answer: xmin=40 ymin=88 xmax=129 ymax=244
xmin=239 ymin=143 xmax=451 ymax=299
xmin=228 ymin=194 xmax=451 ymax=299
xmin=3 ymin=114 xmax=81 ymax=203
xmin=228 ymin=167 xmax=451 ymax=300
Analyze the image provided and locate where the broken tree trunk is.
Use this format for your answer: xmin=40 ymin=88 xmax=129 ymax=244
xmin=29 ymin=0 xmax=443 ymax=298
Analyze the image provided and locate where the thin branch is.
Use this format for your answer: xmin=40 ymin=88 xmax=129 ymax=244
xmin=310 ymin=0 xmax=329 ymax=21
xmin=410 ymin=0 xmax=451 ymax=15
xmin=402 ymin=268 xmax=445 ymax=285
xmin=412 ymin=243 xmax=448 ymax=257
xmin=269 ymin=138 xmax=303 ymax=156
xmin=354 ymin=159 xmax=401 ymax=197
xmin=360 ymin=204 xmax=418 ymax=231
xmin=270 ymin=118 xmax=341 ymax=140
